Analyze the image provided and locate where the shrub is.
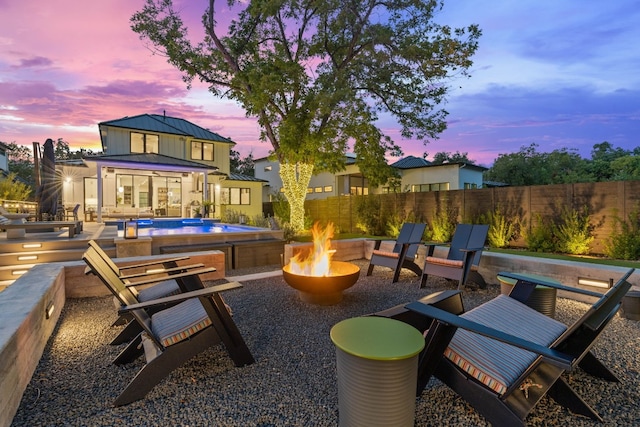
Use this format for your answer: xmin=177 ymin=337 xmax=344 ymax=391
xmin=354 ymin=196 xmax=385 ymax=235
xmin=428 ymin=204 xmax=456 ymax=242
xmin=478 ymin=207 xmax=520 ymax=248
xmin=554 ymin=205 xmax=594 ymax=255
xmin=604 ymin=206 xmax=640 ymax=260
xmin=270 ymin=191 xmax=290 ymax=223
xmin=525 ymin=213 xmax=556 ymax=252
xmin=0 ymin=172 xmax=31 ymax=201
xmin=386 ymin=211 xmax=419 ymax=239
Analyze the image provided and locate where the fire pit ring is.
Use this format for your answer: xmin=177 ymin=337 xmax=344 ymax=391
xmin=282 ymin=261 xmax=360 ymax=305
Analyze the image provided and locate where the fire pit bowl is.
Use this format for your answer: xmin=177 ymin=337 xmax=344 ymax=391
xmin=282 ymin=261 xmax=360 ymax=305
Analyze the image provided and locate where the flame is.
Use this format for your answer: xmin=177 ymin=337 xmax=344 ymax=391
xmin=288 ymin=222 xmax=336 ymax=276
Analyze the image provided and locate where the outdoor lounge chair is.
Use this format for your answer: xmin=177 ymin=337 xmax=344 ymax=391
xmin=366 ymin=222 xmax=426 ymax=283
xmin=85 ymin=240 xmax=206 ymax=344
xmin=379 ymin=268 xmax=634 ymax=426
xmin=420 ymin=223 xmax=489 ymax=289
xmin=82 ymin=247 xmax=254 ymax=406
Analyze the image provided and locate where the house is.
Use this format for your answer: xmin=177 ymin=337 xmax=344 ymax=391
xmin=254 ymin=153 xmax=369 ymax=202
xmin=58 ymin=113 xmax=266 ymax=222
xmin=0 ymin=141 xmax=9 ymax=175
xmin=254 ymin=154 xmax=486 ymax=202
xmin=389 ymin=156 xmax=486 ymax=192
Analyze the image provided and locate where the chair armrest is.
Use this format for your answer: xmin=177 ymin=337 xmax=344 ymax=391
xmin=119 ymin=263 xmax=206 ymax=279
xmin=122 ymin=267 xmax=216 ymax=287
xmin=405 ymin=301 xmax=574 ymax=369
xmin=498 ymin=271 xmax=605 ymax=298
xmin=116 ymin=255 xmax=191 ymax=270
xmin=119 ymin=281 xmax=242 ymax=312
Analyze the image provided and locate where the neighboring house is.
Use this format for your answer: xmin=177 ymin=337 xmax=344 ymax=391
xmin=254 ymin=154 xmax=486 ymax=202
xmin=58 ymin=113 xmax=265 ymax=222
xmin=389 ymin=156 xmax=486 ymax=192
xmin=254 ymin=153 xmax=368 ymax=202
xmin=0 ymin=141 xmax=8 ymax=175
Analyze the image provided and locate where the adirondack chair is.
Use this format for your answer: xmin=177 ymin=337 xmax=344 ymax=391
xmin=395 ymin=269 xmax=634 ymax=426
xmin=421 ymin=223 xmax=489 ymax=289
xmin=83 ymin=247 xmax=254 ymax=406
xmin=86 ymin=240 xmax=206 ymax=344
xmin=366 ymin=223 xmax=427 ymax=283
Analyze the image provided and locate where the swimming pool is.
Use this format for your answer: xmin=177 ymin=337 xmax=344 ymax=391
xmin=112 ymin=218 xmax=262 ymax=237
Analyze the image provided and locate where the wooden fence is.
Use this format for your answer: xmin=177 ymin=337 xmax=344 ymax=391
xmin=265 ymin=180 xmax=640 ymax=255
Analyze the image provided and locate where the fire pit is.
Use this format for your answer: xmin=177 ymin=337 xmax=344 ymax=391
xmin=283 ymin=261 xmax=360 ymax=305
xmin=282 ymin=222 xmax=360 ymax=305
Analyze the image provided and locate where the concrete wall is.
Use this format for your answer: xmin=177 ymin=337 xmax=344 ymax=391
xmin=0 ymin=264 xmax=65 ymax=427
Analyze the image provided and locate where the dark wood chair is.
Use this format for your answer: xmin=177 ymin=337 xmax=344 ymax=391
xmin=386 ymin=268 xmax=634 ymax=426
xmin=421 ymin=223 xmax=489 ymax=289
xmin=82 ymin=247 xmax=254 ymax=406
xmin=366 ymin=222 xmax=426 ymax=283
xmin=85 ymin=240 xmax=206 ymax=344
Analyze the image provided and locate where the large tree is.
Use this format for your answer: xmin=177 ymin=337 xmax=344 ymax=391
xmin=131 ymin=0 xmax=481 ymax=231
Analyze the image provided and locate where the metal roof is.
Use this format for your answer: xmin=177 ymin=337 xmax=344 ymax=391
xmin=390 ymin=155 xmax=431 ymax=169
xmin=83 ymin=153 xmax=217 ymax=170
xmin=99 ymin=114 xmax=234 ymax=144
xmin=227 ymin=172 xmax=268 ymax=182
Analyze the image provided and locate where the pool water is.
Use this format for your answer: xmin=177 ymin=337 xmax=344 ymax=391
xmin=113 ymin=218 xmax=260 ymax=237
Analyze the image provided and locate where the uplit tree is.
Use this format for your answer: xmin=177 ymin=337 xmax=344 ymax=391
xmin=131 ymin=0 xmax=481 ymax=231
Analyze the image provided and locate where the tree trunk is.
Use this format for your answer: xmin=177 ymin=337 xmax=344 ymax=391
xmin=280 ymin=162 xmax=314 ymax=232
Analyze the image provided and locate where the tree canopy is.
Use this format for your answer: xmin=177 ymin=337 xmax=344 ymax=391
xmin=132 ymin=0 xmax=480 ymax=180
xmin=484 ymin=142 xmax=640 ymax=186
xmin=131 ymin=0 xmax=481 ymax=230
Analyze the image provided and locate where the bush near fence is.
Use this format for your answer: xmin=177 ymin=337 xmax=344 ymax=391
xmin=264 ymin=181 xmax=640 ymax=256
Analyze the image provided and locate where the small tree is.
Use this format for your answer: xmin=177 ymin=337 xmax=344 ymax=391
xmin=604 ymin=207 xmax=640 ymax=260
xmin=554 ymin=205 xmax=594 ymax=255
xmin=0 ymin=172 xmax=32 ymax=201
xmin=131 ymin=0 xmax=481 ymax=231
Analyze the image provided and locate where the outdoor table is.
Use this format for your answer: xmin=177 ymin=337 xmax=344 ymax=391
xmin=497 ymin=272 xmax=559 ymax=317
xmin=330 ymin=316 xmax=424 ymax=427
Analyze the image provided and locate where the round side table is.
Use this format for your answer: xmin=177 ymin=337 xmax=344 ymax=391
xmin=330 ymin=316 xmax=425 ymax=427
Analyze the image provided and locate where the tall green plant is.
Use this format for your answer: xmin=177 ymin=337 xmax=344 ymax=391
xmin=354 ymin=196 xmax=385 ymax=236
xmin=554 ymin=205 xmax=594 ymax=255
xmin=478 ymin=207 xmax=519 ymax=248
xmin=525 ymin=213 xmax=556 ymax=252
xmin=0 ymin=172 xmax=32 ymax=201
xmin=604 ymin=206 xmax=640 ymax=260
xmin=428 ymin=205 xmax=456 ymax=242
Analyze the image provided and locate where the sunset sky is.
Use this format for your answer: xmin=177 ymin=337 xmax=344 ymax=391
xmin=1 ymin=0 xmax=638 ymax=167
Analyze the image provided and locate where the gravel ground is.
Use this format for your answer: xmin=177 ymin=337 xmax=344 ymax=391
xmin=11 ymin=260 xmax=640 ymax=426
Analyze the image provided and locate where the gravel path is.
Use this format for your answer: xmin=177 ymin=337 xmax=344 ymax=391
xmin=11 ymin=261 xmax=640 ymax=426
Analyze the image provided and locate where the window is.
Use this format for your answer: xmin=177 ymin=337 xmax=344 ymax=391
xmin=131 ymin=132 xmax=159 ymax=153
xmin=264 ymin=166 xmax=272 ymax=171
xmin=307 ymin=188 xmax=313 ymax=194
xmin=314 ymin=187 xmax=323 ymax=193
xmin=411 ymin=182 xmax=450 ymax=192
xmin=464 ymin=183 xmax=478 ymax=189
xmin=191 ymin=141 xmax=214 ymax=161
xmin=324 ymin=186 xmax=333 ymax=192
xmin=220 ymin=187 xmax=251 ymax=205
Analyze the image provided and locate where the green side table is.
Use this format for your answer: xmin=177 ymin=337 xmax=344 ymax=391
xmin=330 ymin=316 xmax=425 ymax=427
xmin=497 ymin=273 xmax=558 ymax=318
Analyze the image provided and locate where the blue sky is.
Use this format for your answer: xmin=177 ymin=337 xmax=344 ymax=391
xmin=0 ymin=0 xmax=638 ymax=167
